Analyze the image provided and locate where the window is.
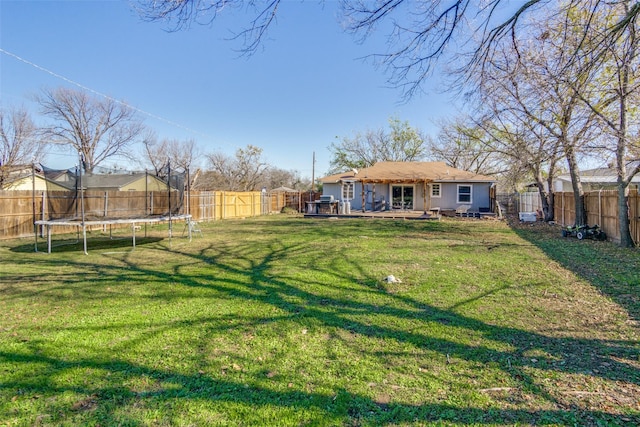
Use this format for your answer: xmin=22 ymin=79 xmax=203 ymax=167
xmin=457 ymin=184 xmax=472 ymax=203
xmin=342 ymin=181 xmax=354 ymax=200
xmin=431 ymin=183 xmax=441 ymax=198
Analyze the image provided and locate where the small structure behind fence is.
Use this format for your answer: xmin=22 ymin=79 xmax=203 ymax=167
xmin=519 ymin=191 xmax=543 ymax=213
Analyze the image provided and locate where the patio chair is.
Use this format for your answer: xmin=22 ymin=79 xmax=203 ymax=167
xmin=183 ymin=219 xmax=203 ymax=238
xmin=455 ymin=205 xmax=470 ymax=217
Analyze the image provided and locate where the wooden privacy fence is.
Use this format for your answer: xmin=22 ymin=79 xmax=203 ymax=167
xmin=189 ymin=191 xmax=319 ymax=221
xmin=0 ymin=191 xmax=35 ymax=239
xmin=0 ymin=190 xmax=317 ymax=239
xmin=554 ymin=190 xmax=640 ymax=244
xmin=189 ymin=191 xmax=262 ymax=221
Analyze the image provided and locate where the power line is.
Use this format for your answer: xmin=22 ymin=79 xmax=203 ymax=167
xmin=0 ymin=48 xmax=210 ymax=139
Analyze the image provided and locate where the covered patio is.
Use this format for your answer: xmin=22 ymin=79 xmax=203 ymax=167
xmin=318 ymin=162 xmax=496 ymax=217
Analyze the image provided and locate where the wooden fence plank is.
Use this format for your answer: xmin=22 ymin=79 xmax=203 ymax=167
xmin=553 ymin=190 xmax=638 ymax=244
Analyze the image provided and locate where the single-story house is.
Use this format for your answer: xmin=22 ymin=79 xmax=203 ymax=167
xmin=2 ymin=172 xmax=69 ymax=191
xmin=79 ymin=173 xmax=171 ymax=192
xmin=319 ymin=161 xmax=495 ymax=213
xmin=1 ymin=165 xmax=69 ymax=191
xmin=553 ymin=167 xmax=640 ymax=192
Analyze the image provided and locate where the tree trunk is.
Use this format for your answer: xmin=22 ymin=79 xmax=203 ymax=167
xmin=534 ymin=181 xmax=554 ymax=222
xmin=618 ymin=179 xmax=635 ymax=247
xmin=545 ymin=174 xmax=555 ymax=222
xmin=565 ymin=147 xmax=586 ymax=226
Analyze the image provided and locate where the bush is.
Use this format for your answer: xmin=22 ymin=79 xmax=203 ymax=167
xmin=280 ymin=206 xmax=300 ymax=215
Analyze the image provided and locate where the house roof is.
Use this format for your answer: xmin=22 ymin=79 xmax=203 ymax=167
xmin=271 ymin=186 xmax=298 ymax=192
xmin=40 ymin=172 xmax=170 ymax=190
xmin=80 ymin=173 xmax=150 ymax=189
xmin=320 ymin=162 xmax=494 ymax=184
xmin=556 ymin=167 xmax=640 ymax=184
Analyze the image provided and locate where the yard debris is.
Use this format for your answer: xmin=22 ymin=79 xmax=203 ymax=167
xmin=382 ymin=275 xmax=402 ymax=284
xmin=480 ymin=387 xmax=516 ymax=393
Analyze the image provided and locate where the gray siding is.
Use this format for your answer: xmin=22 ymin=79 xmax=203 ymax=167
xmin=430 ymin=182 xmax=492 ymax=210
xmin=322 ymin=181 xmax=493 ymax=212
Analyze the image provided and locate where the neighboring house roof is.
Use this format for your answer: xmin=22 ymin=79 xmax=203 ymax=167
xmin=79 ymin=173 xmax=170 ymax=191
xmin=555 ymin=167 xmax=640 ymax=184
xmin=82 ymin=173 xmax=145 ymax=189
xmin=2 ymin=173 xmax=70 ymax=191
xmin=271 ymin=186 xmax=298 ymax=192
xmin=45 ymin=169 xmax=76 ymax=183
xmin=320 ymin=162 xmax=494 ymax=184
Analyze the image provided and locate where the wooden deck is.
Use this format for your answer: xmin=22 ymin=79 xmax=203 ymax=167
xmin=303 ymin=210 xmax=442 ymax=220
xmin=303 ymin=209 xmax=497 ymax=220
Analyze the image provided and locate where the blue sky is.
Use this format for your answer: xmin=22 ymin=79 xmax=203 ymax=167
xmin=0 ymin=0 xmax=461 ymax=178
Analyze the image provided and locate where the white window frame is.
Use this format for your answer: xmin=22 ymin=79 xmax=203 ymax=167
xmin=457 ymin=184 xmax=473 ymax=204
xmin=431 ymin=183 xmax=441 ymax=198
xmin=342 ymin=181 xmax=354 ymax=201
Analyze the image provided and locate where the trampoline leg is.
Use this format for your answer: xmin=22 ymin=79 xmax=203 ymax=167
xmin=47 ymin=225 xmax=52 ymax=254
xmin=132 ymin=223 xmax=136 ymax=249
xmin=83 ymin=225 xmax=88 ymax=255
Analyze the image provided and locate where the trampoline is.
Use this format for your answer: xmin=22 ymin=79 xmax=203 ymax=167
xmin=35 ymin=215 xmax=192 ymax=254
xmin=33 ymin=160 xmax=192 ymax=254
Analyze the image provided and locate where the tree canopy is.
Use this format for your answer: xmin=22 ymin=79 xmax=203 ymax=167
xmin=37 ymin=87 xmax=145 ymax=173
xmin=328 ymin=117 xmax=428 ymax=173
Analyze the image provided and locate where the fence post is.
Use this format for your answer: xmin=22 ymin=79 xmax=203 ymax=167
xmin=41 ymin=191 xmax=46 ymax=237
xmin=103 ymin=192 xmax=108 ymax=231
xmin=214 ymin=191 xmax=218 ymax=220
xmin=222 ymin=191 xmax=226 ymax=220
xmin=598 ymin=189 xmax=602 ymax=227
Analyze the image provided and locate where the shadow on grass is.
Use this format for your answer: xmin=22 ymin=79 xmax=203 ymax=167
xmin=0 ymin=349 xmax=634 ymax=426
xmin=509 ymin=222 xmax=640 ymax=323
xmin=2 ymin=219 xmax=638 ymax=425
xmin=10 ymin=236 xmax=165 ymax=253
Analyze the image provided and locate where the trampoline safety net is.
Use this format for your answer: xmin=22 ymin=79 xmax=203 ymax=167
xmin=40 ymin=163 xmax=187 ymax=222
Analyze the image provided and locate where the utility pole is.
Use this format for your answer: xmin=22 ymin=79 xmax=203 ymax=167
xmin=310 ymin=151 xmax=315 ymax=202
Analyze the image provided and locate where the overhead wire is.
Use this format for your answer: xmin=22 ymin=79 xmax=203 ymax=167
xmin=0 ymin=47 xmax=212 ymax=140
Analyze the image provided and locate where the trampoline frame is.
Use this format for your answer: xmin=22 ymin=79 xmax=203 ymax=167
xmin=35 ymin=215 xmax=192 ymax=254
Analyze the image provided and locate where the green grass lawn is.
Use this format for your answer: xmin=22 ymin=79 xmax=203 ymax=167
xmin=0 ymin=216 xmax=638 ymax=426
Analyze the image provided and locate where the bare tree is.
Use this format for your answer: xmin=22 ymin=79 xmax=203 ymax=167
xmin=141 ymin=131 xmax=168 ymax=176
xmin=137 ymin=1 xmax=640 ymax=100
xmin=569 ymin=0 xmax=640 ymax=247
xmin=479 ymin=17 xmax=604 ymax=224
xmin=431 ymin=116 xmax=506 ymax=176
xmin=0 ymin=107 xmax=43 ymax=188
xmin=142 ymin=132 xmax=200 ymax=175
xmin=329 ymin=117 xmax=428 ymax=173
xmin=166 ymin=138 xmax=199 ymax=171
xmin=37 ymin=87 xmax=144 ymax=173
xmin=259 ymin=167 xmax=310 ymax=191
xmin=137 ymin=0 xmax=280 ymax=56
xmin=476 ymin=113 xmax=562 ymax=222
xmin=204 ymin=144 xmax=268 ymax=191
